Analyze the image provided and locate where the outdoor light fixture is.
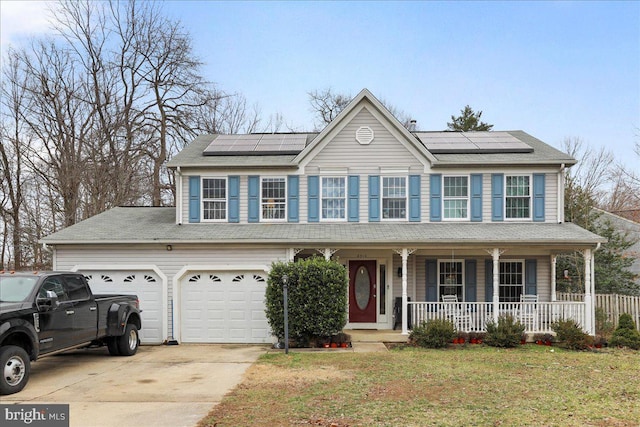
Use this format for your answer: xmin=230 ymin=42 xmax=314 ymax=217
xmin=166 ymin=245 xmax=172 ymax=251
xmin=397 ymin=267 xmax=402 ymax=277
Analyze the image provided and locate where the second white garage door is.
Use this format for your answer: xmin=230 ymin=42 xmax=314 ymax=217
xmin=180 ymin=272 xmax=271 ymax=343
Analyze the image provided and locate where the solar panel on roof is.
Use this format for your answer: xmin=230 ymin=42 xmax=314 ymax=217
xmin=415 ymin=131 xmax=533 ymax=154
xmin=203 ymin=134 xmax=309 ymax=156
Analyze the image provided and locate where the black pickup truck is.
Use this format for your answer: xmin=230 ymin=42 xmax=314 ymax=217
xmin=0 ymin=271 xmax=142 ymax=395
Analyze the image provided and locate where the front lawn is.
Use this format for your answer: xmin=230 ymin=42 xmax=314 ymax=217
xmin=199 ymin=345 xmax=639 ymax=427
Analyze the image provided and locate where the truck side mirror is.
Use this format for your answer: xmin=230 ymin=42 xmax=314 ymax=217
xmin=37 ymin=290 xmax=59 ymax=311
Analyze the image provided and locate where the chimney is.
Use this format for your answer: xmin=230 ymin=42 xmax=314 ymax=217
xmin=408 ymin=119 xmax=417 ymax=132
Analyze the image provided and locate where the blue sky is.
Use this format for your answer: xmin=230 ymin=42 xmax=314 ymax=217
xmin=2 ymin=1 xmax=639 ymax=168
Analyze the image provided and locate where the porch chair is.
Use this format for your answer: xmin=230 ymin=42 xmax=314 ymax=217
xmin=441 ymin=295 xmax=471 ymax=331
xmin=519 ymin=294 xmax=538 ymax=330
xmin=392 ymin=297 xmax=412 ymax=330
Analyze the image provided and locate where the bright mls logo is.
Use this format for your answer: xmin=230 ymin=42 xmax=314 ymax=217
xmin=1 ymin=404 xmax=69 ymax=426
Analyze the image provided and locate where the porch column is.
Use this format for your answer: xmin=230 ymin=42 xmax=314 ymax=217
xmin=401 ymin=248 xmax=409 ymax=335
xmin=492 ymin=248 xmax=501 ymax=323
xmin=583 ymin=248 xmax=594 ymax=334
xmin=550 ymin=255 xmax=557 ymax=302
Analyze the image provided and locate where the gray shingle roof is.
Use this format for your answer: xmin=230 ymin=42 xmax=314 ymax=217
xmin=166 ymin=134 xmax=300 ymax=169
xmin=429 ymin=131 xmax=577 ymax=167
xmin=167 ymin=130 xmax=574 ymax=170
xmin=41 ymin=207 xmax=605 ymax=247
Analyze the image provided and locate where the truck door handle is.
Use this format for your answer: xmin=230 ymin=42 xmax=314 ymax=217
xmin=89 ymin=306 xmax=97 ymax=311
xmin=66 ymin=310 xmax=75 ymax=315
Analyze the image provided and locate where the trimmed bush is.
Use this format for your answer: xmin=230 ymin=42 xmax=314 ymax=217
xmin=409 ymin=319 xmax=455 ymax=348
xmin=265 ymin=257 xmax=348 ymax=344
xmin=551 ymin=319 xmax=593 ymax=350
xmin=609 ymin=313 xmax=640 ymax=350
xmin=484 ymin=314 xmax=525 ymax=348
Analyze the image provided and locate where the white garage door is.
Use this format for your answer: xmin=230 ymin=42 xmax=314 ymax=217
xmin=180 ymin=272 xmax=270 ymax=343
xmin=84 ymin=272 xmax=163 ymax=344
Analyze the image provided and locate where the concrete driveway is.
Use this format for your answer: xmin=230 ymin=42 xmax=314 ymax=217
xmin=2 ymin=344 xmax=267 ymax=427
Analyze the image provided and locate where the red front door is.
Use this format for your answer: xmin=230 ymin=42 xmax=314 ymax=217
xmin=349 ymin=260 xmax=376 ymax=323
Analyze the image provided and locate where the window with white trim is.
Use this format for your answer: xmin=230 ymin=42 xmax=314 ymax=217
xmin=438 ymin=260 xmax=464 ymax=301
xmin=382 ymin=176 xmax=407 ymax=220
xmin=321 ymin=177 xmax=346 ymax=220
xmin=505 ymin=175 xmax=531 ymax=219
xmin=261 ymin=177 xmax=286 ymax=220
xmin=499 ymin=261 xmax=524 ymax=302
xmin=202 ymin=178 xmax=227 ymax=221
xmin=443 ymin=176 xmax=469 ymax=220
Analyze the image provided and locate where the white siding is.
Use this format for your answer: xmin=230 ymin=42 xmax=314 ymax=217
xmin=305 ymin=108 xmax=426 ymax=172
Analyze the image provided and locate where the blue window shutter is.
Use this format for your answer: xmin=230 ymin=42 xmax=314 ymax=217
xmin=525 ymin=259 xmax=537 ymax=295
xmin=485 ymin=260 xmax=493 ymax=302
xmin=430 ymin=174 xmax=442 ymax=222
xmin=465 ymin=260 xmax=477 ymax=302
xmin=228 ymin=176 xmax=240 ymax=223
xmin=470 ymin=174 xmax=483 ymax=222
xmin=491 ymin=173 xmax=504 ymax=221
xmin=308 ymin=175 xmax=319 ymax=222
xmin=348 ymin=175 xmax=360 ymax=222
xmin=188 ymin=176 xmax=200 ymax=223
xmin=533 ymin=173 xmax=545 ymax=222
xmin=425 ymin=259 xmax=438 ymax=302
xmin=409 ymin=175 xmax=421 ymax=222
xmin=248 ymin=176 xmax=259 ymax=223
xmin=288 ymin=175 xmax=299 ymax=223
xmin=368 ymin=175 xmax=380 ymax=222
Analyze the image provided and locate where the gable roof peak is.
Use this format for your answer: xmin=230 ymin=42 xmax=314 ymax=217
xmin=294 ymin=88 xmax=437 ymax=165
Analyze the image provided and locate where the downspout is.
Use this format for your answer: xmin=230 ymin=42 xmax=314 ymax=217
xmin=176 ymin=166 xmax=183 ymax=225
xmin=558 ymin=163 xmax=565 ymax=223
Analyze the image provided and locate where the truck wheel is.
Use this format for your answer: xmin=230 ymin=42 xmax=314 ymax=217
xmin=0 ymin=345 xmax=30 ymax=395
xmin=117 ymin=323 xmax=139 ymax=356
xmin=107 ymin=337 xmax=121 ymax=356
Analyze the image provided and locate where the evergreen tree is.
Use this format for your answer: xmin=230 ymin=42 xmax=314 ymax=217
xmin=446 ymin=105 xmax=494 ymax=131
xmin=557 ymin=177 xmax=639 ymax=295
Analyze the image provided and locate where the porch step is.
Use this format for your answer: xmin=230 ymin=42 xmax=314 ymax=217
xmin=347 ymin=329 xmax=408 ymax=343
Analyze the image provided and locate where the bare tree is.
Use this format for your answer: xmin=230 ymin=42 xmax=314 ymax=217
xmin=308 ymin=88 xmax=414 ymax=130
xmin=308 ymin=88 xmax=351 ymax=130
xmin=0 ymin=51 xmax=31 ymax=269
xmin=562 ymin=137 xmax=614 ymax=207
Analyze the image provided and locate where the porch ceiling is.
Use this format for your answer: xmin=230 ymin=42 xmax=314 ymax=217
xmin=42 ymin=207 xmax=606 ymax=248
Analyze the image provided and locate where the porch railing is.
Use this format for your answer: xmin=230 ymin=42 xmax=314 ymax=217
xmin=408 ymin=301 xmax=586 ymax=334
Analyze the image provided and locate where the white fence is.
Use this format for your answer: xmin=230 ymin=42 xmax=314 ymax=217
xmin=557 ymin=292 xmax=640 ymax=331
xmin=408 ymin=301 xmax=586 ymax=334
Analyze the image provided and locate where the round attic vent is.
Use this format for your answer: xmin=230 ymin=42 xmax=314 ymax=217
xmin=355 ymin=126 xmax=374 ymax=145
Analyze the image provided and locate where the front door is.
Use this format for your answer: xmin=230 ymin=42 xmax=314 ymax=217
xmin=349 ymin=260 xmax=377 ymax=323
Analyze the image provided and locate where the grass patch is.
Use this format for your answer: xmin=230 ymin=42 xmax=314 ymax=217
xmin=199 ymin=346 xmax=639 ymax=427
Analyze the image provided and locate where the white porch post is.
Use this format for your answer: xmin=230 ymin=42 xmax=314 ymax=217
xmin=492 ymin=248 xmax=501 ymax=323
xmin=583 ymin=248 xmax=594 ymax=334
xmin=551 ymin=255 xmax=557 ymax=302
xmin=401 ymin=248 xmax=409 ymax=335
xmin=324 ymin=248 xmax=331 ymax=260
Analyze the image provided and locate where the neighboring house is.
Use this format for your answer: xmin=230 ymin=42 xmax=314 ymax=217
xmin=42 ymin=89 xmax=605 ymax=344
xmin=596 ymin=208 xmax=640 ymax=282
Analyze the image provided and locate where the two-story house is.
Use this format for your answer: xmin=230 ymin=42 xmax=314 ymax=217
xmin=42 ymin=89 xmax=605 ymax=345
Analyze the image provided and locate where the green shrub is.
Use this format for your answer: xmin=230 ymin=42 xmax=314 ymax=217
xmin=484 ymin=314 xmax=525 ymax=348
xmin=265 ymin=257 xmax=348 ymax=344
xmin=409 ymin=319 xmax=455 ymax=348
xmin=551 ymin=319 xmax=593 ymax=350
xmin=609 ymin=313 xmax=640 ymax=350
